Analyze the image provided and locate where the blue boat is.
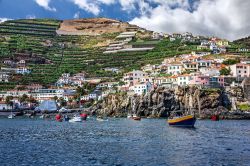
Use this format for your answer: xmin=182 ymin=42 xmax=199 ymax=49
xmin=168 ymin=115 xmax=196 ymax=128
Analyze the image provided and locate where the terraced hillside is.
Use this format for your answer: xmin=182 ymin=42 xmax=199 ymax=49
xmin=0 ymin=18 xmax=198 ymax=90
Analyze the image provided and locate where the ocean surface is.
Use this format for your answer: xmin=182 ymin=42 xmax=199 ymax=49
xmin=0 ymin=117 xmax=249 ymax=166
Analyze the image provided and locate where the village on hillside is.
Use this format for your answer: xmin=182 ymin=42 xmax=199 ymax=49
xmin=0 ymin=28 xmax=250 ymax=112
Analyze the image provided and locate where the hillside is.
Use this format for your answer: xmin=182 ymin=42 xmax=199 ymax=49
xmin=0 ymin=18 xmax=199 ymax=90
xmin=233 ymin=36 xmax=250 ymax=48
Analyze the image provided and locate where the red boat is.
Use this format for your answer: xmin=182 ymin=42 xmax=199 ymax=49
xmin=80 ymin=113 xmax=88 ymax=120
xmin=211 ymin=115 xmax=219 ymax=121
xmin=132 ymin=117 xmax=141 ymax=121
xmin=55 ymin=114 xmax=63 ymax=122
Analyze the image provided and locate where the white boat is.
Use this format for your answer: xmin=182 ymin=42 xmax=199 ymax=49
xmin=8 ymin=114 xmax=15 ymax=119
xmin=69 ymin=115 xmax=82 ymax=123
xmin=97 ymin=117 xmax=108 ymax=122
xmin=127 ymin=114 xmax=132 ymax=118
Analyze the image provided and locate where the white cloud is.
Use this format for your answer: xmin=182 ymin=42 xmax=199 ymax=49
xmin=26 ymin=15 xmax=36 ymax=19
xmin=0 ymin=18 xmax=12 ymax=23
xmin=74 ymin=11 xmax=80 ymax=19
xmin=71 ymin=0 xmax=100 ymax=15
xmin=35 ymin=0 xmax=56 ymax=12
xmin=129 ymin=0 xmax=250 ymax=40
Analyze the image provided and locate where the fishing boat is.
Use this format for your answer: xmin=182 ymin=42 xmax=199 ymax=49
xmin=168 ymin=114 xmax=196 ymax=127
xmin=131 ymin=114 xmax=141 ymax=121
xmin=55 ymin=114 xmax=63 ymax=122
xmin=69 ymin=114 xmax=82 ymax=123
xmin=8 ymin=108 xmax=15 ymax=119
xmin=80 ymin=113 xmax=88 ymax=120
xmin=211 ymin=115 xmax=219 ymax=121
xmin=127 ymin=113 xmax=132 ymax=118
xmin=64 ymin=115 xmax=70 ymax=121
xmin=8 ymin=113 xmax=15 ymax=119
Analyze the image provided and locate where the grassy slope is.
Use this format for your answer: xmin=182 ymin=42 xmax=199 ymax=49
xmin=0 ymin=19 xmax=199 ymax=89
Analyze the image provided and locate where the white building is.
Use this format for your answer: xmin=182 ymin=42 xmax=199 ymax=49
xmin=229 ymin=63 xmax=250 ymax=77
xmin=167 ymin=63 xmax=183 ymax=75
xmin=0 ymin=72 xmax=9 ymax=82
xmin=123 ymin=70 xmax=148 ymax=85
xmin=16 ymin=67 xmax=31 ymax=75
xmin=177 ymin=74 xmax=192 ymax=86
xmin=30 ymin=89 xmax=64 ymax=102
xmin=130 ymin=82 xmax=152 ymax=95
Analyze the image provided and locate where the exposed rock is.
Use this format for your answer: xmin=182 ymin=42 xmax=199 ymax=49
xmin=92 ymin=86 xmax=235 ymax=118
xmin=57 ymin=18 xmax=141 ymax=36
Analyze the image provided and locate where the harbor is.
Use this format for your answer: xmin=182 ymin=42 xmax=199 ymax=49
xmin=0 ymin=117 xmax=249 ymax=166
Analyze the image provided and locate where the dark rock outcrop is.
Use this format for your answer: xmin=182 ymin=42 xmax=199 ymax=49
xmin=91 ymin=86 xmax=234 ymax=118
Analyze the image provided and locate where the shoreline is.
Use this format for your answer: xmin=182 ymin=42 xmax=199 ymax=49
xmin=1 ymin=111 xmax=250 ymax=120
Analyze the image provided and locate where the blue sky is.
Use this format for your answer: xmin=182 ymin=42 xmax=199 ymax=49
xmin=0 ymin=0 xmax=140 ymax=21
xmin=0 ymin=0 xmax=249 ymax=40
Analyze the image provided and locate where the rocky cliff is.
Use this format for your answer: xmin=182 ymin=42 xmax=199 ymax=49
xmin=57 ymin=18 xmax=143 ymax=36
xmin=91 ymin=86 xmax=237 ymax=118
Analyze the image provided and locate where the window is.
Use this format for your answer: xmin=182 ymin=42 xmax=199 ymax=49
xmin=238 ymin=71 xmax=241 ymax=73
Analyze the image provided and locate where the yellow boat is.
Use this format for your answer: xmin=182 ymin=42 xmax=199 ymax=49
xmin=168 ymin=115 xmax=196 ymax=128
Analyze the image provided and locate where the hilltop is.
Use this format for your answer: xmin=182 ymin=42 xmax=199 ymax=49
xmin=57 ymin=18 xmax=146 ymax=36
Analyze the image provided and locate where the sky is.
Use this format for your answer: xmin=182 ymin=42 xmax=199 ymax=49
xmin=0 ymin=0 xmax=250 ymax=41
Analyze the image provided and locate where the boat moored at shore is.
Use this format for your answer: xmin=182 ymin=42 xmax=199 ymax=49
xmin=168 ymin=114 xmax=196 ymax=128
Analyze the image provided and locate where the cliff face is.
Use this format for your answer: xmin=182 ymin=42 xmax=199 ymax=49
xmin=92 ymin=86 xmax=231 ymax=118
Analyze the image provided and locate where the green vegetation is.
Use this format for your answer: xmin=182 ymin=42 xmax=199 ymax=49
xmin=238 ymin=104 xmax=250 ymax=111
xmin=220 ymin=68 xmax=231 ymax=75
xmin=222 ymin=59 xmax=240 ymax=65
xmin=0 ymin=19 xmax=199 ymax=89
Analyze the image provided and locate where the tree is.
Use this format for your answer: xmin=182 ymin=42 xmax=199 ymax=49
xmin=5 ymin=96 xmax=14 ymax=110
xmin=19 ymin=94 xmax=28 ymax=103
xmin=220 ymin=68 xmax=231 ymax=75
xmin=59 ymin=97 xmax=67 ymax=107
xmin=53 ymin=96 xmax=58 ymax=101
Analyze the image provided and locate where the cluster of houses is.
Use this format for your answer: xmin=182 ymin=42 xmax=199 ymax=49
xmin=118 ymin=51 xmax=250 ymax=95
xmin=197 ymin=37 xmax=229 ymax=54
xmin=56 ymin=72 xmax=86 ymax=87
xmin=0 ymin=59 xmax=31 ymax=82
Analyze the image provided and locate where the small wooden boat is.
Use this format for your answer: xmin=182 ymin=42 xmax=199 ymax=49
xmin=132 ymin=116 xmax=141 ymax=121
xmin=131 ymin=114 xmax=141 ymax=121
xmin=80 ymin=113 xmax=88 ymax=120
xmin=55 ymin=114 xmax=63 ymax=122
xmin=127 ymin=113 xmax=132 ymax=118
xmin=168 ymin=115 xmax=196 ymax=128
xmin=8 ymin=113 xmax=15 ymax=119
xmin=64 ymin=115 xmax=70 ymax=121
xmin=211 ymin=115 xmax=219 ymax=121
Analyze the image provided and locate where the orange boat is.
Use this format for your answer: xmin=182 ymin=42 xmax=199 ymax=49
xmin=168 ymin=115 xmax=196 ymax=128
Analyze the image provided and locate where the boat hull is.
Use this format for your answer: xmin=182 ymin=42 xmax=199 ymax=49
xmin=168 ymin=115 xmax=196 ymax=127
xmin=132 ymin=117 xmax=141 ymax=121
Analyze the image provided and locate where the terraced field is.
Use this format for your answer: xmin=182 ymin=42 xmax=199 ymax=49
xmin=0 ymin=19 xmax=199 ymax=89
